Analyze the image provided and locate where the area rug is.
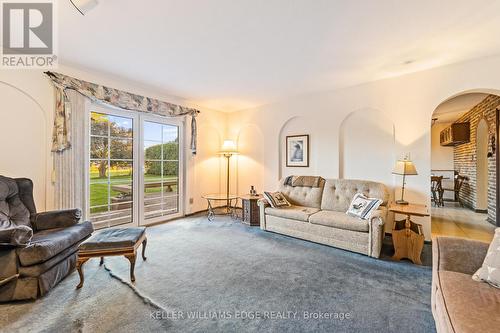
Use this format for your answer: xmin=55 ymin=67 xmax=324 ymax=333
xmin=0 ymin=215 xmax=435 ymax=332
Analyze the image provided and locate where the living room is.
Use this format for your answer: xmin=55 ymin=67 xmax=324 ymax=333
xmin=1 ymin=1 xmax=500 ymax=332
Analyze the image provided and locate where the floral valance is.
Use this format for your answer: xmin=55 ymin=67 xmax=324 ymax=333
xmin=44 ymin=71 xmax=200 ymax=154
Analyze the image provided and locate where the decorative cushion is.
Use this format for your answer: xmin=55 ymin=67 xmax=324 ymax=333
xmin=346 ymin=193 xmax=382 ymax=220
xmin=263 ymin=191 xmax=291 ymax=208
xmin=473 ymin=228 xmax=500 ymax=288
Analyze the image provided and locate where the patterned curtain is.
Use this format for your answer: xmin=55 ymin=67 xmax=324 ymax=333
xmin=53 ymin=90 xmax=88 ymax=213
xmin=45 ymin=71 xmax=200 ymax=154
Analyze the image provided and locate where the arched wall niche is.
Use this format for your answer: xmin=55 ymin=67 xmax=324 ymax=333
xmin=0 ymin=81 xmax=48 ymax=210
xmin=339 ymin=108 xmax=396 ymax=184
xmin=278 ymin=116 xmax=340 ymax=180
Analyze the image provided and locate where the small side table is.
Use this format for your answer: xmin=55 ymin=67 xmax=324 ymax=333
xmin=389 ymin=203 xmax=429 ymax=265
xmin=240 ymin=194 xmax=263 ymax=226
xmin=202 ymin=193 xmax=239 ymax=221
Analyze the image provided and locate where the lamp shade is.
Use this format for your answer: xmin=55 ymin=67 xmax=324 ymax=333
xmin=219 ymin=140 xmax=238 ymax=155
xmin=392 ymin=159 xmax=418 ymax=176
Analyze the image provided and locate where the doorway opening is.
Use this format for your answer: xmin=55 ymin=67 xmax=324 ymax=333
xmin=430 ymin=92 xmax=499 ymax=242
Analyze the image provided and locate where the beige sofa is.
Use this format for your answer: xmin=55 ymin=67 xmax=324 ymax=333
xmin=258 ymin=178 xmax=390 ymax=258
xmin=432 ymin=236 xmax=500 ymax=333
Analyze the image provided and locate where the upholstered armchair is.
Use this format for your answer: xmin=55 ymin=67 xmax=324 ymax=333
xmin=0 ymin=176 xmax=93 ymax=301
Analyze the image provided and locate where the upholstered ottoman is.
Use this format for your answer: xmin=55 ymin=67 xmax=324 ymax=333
xmin=76 ymin=227 xmax=147 ymax=288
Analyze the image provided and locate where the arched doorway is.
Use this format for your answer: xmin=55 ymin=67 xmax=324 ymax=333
xmin=430 ymin=92 xmax=499 ymax=241
xmin=476 ymin=118 xmax=489 ymax=211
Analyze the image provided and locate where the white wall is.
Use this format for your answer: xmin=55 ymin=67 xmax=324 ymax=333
xmin=227 ymin=54 xmax=500 ymax=240
xmin=431 ymin=122 xmax=454 ymax=170
xmin=0 ymin=65 xmax=227 ymax=214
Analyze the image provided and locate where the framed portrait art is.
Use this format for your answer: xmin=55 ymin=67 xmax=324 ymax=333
xmin=286 ymin=134 xmax=309 ymax=167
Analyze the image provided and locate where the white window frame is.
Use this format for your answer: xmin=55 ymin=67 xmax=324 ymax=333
xmin=84 ymin=102 xmax=185 ymax=228
xmin=139 ymin=113 xmax=185 ymax=226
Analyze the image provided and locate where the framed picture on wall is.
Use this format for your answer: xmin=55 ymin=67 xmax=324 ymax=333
xmin=286 ymin=134 xmax=309 ymax=167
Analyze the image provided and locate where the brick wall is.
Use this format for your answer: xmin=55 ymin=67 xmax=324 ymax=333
xmin=453 ymin=94 xmax=500 ymax=224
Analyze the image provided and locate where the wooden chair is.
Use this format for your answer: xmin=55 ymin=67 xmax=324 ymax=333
xmin=442 ymin=174 xmax=468 ymax=206
xmin=431 ymin=176 xmax=444 ymax=207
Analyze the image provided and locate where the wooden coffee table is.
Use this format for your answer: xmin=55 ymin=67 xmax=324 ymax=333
xmin=76 ymin=227 xmax=147 ymax=288
xmin=389 ymin=203 xmax=429 ymax=265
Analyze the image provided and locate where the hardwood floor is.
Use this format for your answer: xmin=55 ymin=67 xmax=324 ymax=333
xmin=431 ymin=203 xmax=495 ymax=242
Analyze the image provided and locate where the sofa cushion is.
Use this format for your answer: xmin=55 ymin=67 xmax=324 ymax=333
xmin=309 ymin=210 xmax=369 ymax=232
xmin=320 ymin=179 xmax=389 ymax=212
xmin=276 ymin=178 xmax=325 ymax=208
xmin=265 ymin=205 xmax=320 ymax=222
xmin=80 ymin=227 xmax=146 ymax=251
xmin=0 ymin=176 xmax=31 ymax=228
xmin=438 ymin=270 xmax=500 ymax=332
xmin=17 ymin=221 xmax=93 ymax=266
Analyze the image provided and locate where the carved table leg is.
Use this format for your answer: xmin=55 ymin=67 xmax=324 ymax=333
xmin=126 ymin=254 xmax=137 ymax=282
xmin=142 ymin=238 xmax=147 ymax=261
xmin=76 ymin=257 xmax=89 ymax=289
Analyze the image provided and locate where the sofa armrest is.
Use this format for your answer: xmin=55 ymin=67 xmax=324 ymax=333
xmin=368 ymin=207 xmax=386 ymax=258
xmin=0 ymin=225 xmax=33 ymax=247
xmin=31 ymin=208 xmax=82 ymax=231
xmin=370 ymin=207 xmax=387 ymax=225
xmin=257 ymin=198 xmax=269 ymax=230
xmin=433 ymin=236 xmax=489 ymax=275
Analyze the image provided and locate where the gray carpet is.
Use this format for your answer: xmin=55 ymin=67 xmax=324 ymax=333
xmin=0 ymin=215 xmax=435 ymax=333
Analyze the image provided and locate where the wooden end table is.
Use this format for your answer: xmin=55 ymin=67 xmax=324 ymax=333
xmin=240 ymin=194 xmax=263 ymax=226
xmin=389 ymin=203 xmax=429 ymax=265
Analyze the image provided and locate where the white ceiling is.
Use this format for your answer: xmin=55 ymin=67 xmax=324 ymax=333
xmin=59 ymin=0 xmax=500 ymax=112
xmin=433 ymin=93 xmax=488 ymax=123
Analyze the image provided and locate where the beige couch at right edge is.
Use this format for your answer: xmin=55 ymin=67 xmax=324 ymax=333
xmin=432 ymin=236 xmax=500 ymax=333
xmin=258 ymin=178 xmax=389 ymax=258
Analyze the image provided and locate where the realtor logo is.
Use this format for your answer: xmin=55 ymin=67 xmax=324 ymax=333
xmin=1 ymin=0 xmax=57 ymax=68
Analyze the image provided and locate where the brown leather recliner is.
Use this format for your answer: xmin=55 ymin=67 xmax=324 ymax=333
xmin=0 ymin=175 xmax=93 ymax=301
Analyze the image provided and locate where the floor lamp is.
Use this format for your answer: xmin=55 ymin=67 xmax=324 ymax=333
xmin=219 ymin=140 xmax=238 ymax=210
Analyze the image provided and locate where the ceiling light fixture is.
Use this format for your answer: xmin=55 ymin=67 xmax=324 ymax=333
xmin=70 ymin=0 xmax=99 ymax=16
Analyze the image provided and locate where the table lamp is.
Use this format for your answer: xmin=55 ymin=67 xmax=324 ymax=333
xmin=392 ymin=157 xmax=418 ymax=205
xmin=219 ymin=140 xmax=239 ymax=209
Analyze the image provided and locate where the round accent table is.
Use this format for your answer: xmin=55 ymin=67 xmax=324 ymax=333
xmin=202 ymin=193 xmax=239 ymax=221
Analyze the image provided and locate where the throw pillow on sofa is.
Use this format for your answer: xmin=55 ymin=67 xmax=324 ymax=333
xmin=346 ymin=193 xmax=382 ymax=220
xmin=263 ymin=191 xmax=291 ymax=208
xmin=473 ymin=228 xmax=500 ymax=288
